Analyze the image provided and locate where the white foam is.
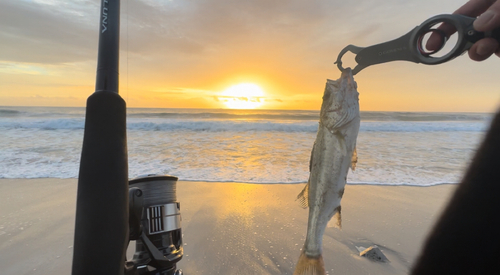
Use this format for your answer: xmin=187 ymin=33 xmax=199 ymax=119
xmin=0 ymin=117 xmax=489 ymax=133
xmin=0 ymin=108 xmax=490 ymax=186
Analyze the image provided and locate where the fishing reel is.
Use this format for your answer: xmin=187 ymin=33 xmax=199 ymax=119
xmin=125 ymin=174 xmax=183 ymax=275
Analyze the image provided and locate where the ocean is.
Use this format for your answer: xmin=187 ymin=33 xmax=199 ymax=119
xmin=0 ymin=106 xmax=492 ymax=186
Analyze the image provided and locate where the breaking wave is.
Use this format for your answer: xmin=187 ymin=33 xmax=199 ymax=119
xmin=0 ymin=118 xmax=489 ymax=133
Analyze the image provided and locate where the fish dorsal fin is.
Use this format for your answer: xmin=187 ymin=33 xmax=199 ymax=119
xmin=296 ymin=180 xmax=309 ymax=208
xmin=350 ymin=146 xmax=358 ymax=171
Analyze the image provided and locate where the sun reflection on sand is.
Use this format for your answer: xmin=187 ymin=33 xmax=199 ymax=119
xmin=212 ymin=183 xmax=286 ymax=227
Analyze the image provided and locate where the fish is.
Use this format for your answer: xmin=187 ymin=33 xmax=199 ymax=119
xmin=293 ymin=69 xmax=360 ymax=275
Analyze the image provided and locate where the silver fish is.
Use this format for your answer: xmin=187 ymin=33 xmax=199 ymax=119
xmin=294 ymin=69 xmax=360 ymax=275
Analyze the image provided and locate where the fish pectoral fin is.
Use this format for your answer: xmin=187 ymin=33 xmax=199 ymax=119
xmin=293 ymin=252 xmax=326 ymax=275
xmin=296 ymin=180 xmax=310 ymax=209
xmin=350 ymin=146 xmax=358 ymax=171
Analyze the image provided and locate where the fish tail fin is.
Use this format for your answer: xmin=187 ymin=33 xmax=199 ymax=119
xmin=293 ymin=251 xmax=326 ymax=275
xmin=327 ymin=206 xmax=342 ymax=229
xmin=296 ymin=180 xmax=309 ymax=208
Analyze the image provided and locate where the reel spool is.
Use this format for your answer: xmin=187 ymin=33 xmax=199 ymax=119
xmin=126 ymin=174 xmax=183 ymax=275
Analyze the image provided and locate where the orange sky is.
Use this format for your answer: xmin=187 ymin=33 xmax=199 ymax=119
xmin=1 ymin=0 xmax=499 ymax=112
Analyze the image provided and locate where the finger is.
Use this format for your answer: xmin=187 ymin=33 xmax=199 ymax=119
xmin=454 ymin=0 xmax=496 ymax=17
xmin=474 ymin=0 xmax=500 ymax=31
xmin=429 ymin=0 xmax=500 ymax=46
xmin=438 ymin=0 xmax=495 ymax=35
xmin=468 ymin=37 xmax=499 ymax=60
xmin=426 ymin=24 xmax=457 ymax=51
xmin=428 ymin=0 xmax=496 ymax=50
xmin=495 ymin=47 xmax=500 ymax=57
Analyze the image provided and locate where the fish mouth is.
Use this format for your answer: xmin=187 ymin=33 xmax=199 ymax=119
xmin=341 ymin=68 xmax=354 ymax=80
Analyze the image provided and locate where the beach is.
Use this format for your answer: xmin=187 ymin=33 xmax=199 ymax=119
xmin=0 ymin=179 xmax=457 ymax=275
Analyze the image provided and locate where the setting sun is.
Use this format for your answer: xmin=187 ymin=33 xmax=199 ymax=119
xmin=220 ymin=83 xmax=265 ymax=109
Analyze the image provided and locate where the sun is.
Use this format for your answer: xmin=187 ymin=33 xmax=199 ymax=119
xmin=220 ymin=83 xmax=265 ymax=109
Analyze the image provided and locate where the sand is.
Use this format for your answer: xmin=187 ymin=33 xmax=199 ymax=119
xmin=0 ymin=179 xmax=457 ymax=275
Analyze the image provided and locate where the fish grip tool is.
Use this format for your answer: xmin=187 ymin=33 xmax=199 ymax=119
xmin=335 ymin=14 xmax=500 ymax=75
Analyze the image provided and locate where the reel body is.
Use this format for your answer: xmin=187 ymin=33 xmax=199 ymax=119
xmin=126 ymin=175 xmax=183 ymax=275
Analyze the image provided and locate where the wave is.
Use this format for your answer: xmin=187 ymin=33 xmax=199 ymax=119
xmin=347 ymin=181 xmax=458 ymax=187
xmin=360 ymin=121 xmax=487 ymax=132
xmin=0 ymin=118 xmax=489 ymax=132
xmin=0 ymin=118 xmax=85 ymax=130
xmin=360 ymin=111 xmax=491 ymax=122
xmin=3 ymin=107 xmax=491 ymax=122
xmin=127 ymin=120 xmax=488 ymax=132
xmin=172 ymin=179 xmax=458 ymax=186
xmin=0 ymin=107 xmax=85 ymax=118
xmin=127 ymin=110 xmax=491 ymax=122
xmin=0 ymin=174 xmax=459 ymax=187
xmin=0 ymin=109 xmax=23 ymax=117
xmin=127 ymin=109 xmax=320 ymax=121
xmin=127 ymin=120 xmax=317 ymax=132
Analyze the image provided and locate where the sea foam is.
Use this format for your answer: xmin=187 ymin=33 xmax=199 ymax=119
xmin=0 ymin=107 xmax=490 ymax=185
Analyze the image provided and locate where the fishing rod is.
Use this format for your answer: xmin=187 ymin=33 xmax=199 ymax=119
xmin=71 ymin=0 xmax=183 ymax=274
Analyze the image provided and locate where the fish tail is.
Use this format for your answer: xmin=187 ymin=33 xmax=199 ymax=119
xmin=293 ymin=251 xmax=326 ymax=275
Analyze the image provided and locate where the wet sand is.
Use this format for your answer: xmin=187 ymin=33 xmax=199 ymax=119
xmin=0 ymin=179 xmax=456 ymax=274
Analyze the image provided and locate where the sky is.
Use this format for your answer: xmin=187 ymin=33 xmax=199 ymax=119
xmin=1 ymin=0 xmax=499 ymax=112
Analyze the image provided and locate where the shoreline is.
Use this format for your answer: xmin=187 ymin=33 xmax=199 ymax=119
xmin=0 ymin=177 xmax=460 ymax=187
xmin=0 ymin=179 xmax=457 ymax=274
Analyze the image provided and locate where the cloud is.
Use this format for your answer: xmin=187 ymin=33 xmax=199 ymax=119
xmin=0 ymin=94 xmax=84 ymax=106
xmin=0 ymin=61 xmax=48 ymax=75
xmin=149 ymin=87 xmax=216 ymax=95
xmin=118 ymin=0 xmax=337 ymax=59
xmin=216 ymin=95 xmax=264 ymax=103
xmin=5 ymin=0 xmax=496 ymax=111
xmin=264 ymin=98 xmax=283 ymax=103
xmin=0 ymin=0 xmax=438 ymax=78
xmin=0 ymin=1 xmax=100 ymax=63
xmin=0 ymin=0 xmax=464 ymax=65
xmin=0 ymin=0 xmax=380 ymax=65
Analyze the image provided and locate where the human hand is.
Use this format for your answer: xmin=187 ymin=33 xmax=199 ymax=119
xmin=427 ymin=0 xmax=500 ymax=61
